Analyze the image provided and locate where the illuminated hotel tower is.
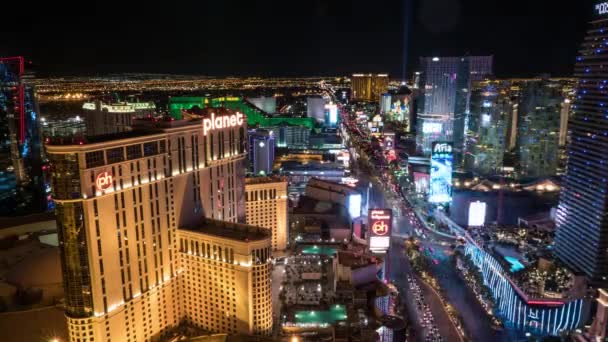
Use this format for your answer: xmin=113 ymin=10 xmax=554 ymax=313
xmin=555 ymin=5 xmax=608 ymax=285
xmin=351 ymin=74 xmax=389 ymax=102
xmin=48 ymin=108 xmax=272 ymax=341
xmin=245 ymin=177 xmax=288 ymax=251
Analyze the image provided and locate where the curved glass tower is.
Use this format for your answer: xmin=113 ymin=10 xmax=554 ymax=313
xmin=555 ymin=7 xmax=608 ymax=284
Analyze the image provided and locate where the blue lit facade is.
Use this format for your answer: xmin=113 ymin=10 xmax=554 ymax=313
xmin=554 ymin=8 xmax=608 ymax=285
xmin=248 ymin=129 xmax=275 ymax=176
xmin=464 ymin=242 xmax=589 ymax=336
xmin=0 ymin=57 xmax=46 ymax=214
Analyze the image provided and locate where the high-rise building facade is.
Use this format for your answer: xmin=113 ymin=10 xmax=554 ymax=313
xmin=516 ymin=80 xmax=562 ymax=178
xmin=248 ymin=129 xmax=275 ymax=176
xmin=351 ymin=74 xmax=389 ymax=102
xmin=0 ymin=56 xmax=46 ymax=214
xmin=83 ymin=101 xmax=156 ymax=137
xmin=416 ymin=56 xmax=493 ymax=156
xmin=555 ymin=7 xmax=608 ymax=284
xmin=245 ymin=177 xmax=288 ymax=251
xmin=468 ymin=56 xmax=494 ymax=83
xmin=47 ymin=108 xmax=273 ymax=341
xmin=464 ymin=80 xmax=513 ymax=175
xmin=306 ymin=96 xmax=325 ymax=123
xmin=265 ymin=125 xmax=310 ymax=149
xmin=178 ymin=220 xmax=273 ymax=335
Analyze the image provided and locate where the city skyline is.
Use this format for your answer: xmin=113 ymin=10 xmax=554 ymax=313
xmin=3 ymin=1 xmax=608 ymax=341
xmin=0 ymin=0 xmax=599 ymax=77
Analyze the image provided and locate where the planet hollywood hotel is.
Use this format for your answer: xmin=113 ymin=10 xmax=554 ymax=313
xmin=47 ymin=107 xmax=273 ymax=341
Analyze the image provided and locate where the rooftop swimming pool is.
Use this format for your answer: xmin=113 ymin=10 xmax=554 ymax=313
xmin=504 ymin=255 xmax=525 ymax=272
xmin=301 ymin=245 xmax=337 ymax=256
xmin=294 ymin=304 xmax=347 ymax=324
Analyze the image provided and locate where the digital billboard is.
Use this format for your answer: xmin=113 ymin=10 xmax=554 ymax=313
xmin=429 ymin=142 xmax=453 ymax=203
xmin=413 ymin=172 xmax=430 ymax=194
xmin=390 ymin=94 xmax=410 ymax=122
xmin=468 ymin=201 xmax=487 ymax=227
xmin=368 ymin=209 xmax=392 ymax=251
xmin=422 ymin=121 xmax=442 ymax=134
xmin=347 ymin=194 xmax=362 ymax=219
xmin=325 ymin=103 xmax=338 ymax=127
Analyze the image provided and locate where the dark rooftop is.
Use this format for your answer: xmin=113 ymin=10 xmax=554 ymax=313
xmin=245 ymin=176 xmax=287 ymax=185
xmin=293 ymin=195 xmax=344 ymax=215
xmin=180 ymin=218 xmax=270 ymax=242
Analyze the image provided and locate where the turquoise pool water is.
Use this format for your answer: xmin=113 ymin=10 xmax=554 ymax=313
xmin=295 ymin=304 xmax=347 ymax=324
xmin=504 ymin=256 xmax=525 ymax=272
xmin=301 ymin=245 xmax=337 ymax=256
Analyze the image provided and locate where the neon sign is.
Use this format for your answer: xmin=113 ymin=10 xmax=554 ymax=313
xmin=95 ymin=171 xmax=113 ymax=192
xmin=369 ymin=209 xmax=392 ymax=251
xmin=203 ymin=112 xmax=244 ymax=136
xmin=372 ymin=221 xmax=389 ymax=236
xmin=596 ymin=2 xmax=608 ymax=15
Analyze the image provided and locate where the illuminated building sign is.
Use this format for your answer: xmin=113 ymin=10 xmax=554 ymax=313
xmin=347 ymin=194 xmax=362 ymax=219
xmin=597 ymin=2 xmax=608 ymax=15
xmin=422 ymin=122 xmax=443 ymax=134
xmin=429 ymin=142 xmax=453 ymax=203
xmin=468 ymin=201 xmax=486 ymax=227
xmin=413 ymin=172 xmax=430 ymax=194
xmin=369 ymin=209 xmax=392 ymax=251
xmin=325 ymin=103 xmax=338 ymax=127
xmin=203 ymin=112 xmax=244 ymax=136
xmin=95 ymin=171 xmax=113 ymax=192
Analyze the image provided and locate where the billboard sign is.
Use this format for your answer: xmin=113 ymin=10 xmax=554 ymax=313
xmin=369 ymin=209 xmax=392 ymax=251
xmin=468 ymin=201 xmax=487 ymax=227
xmin=422 ymin=122 xmax=443 ymax=134
xmin=347 ymin=194 xmax=362 ymax=219
xmin=413 ymin=172 xmax=430 ymax=194
xmin=429 ymin=142 xmax=453 ymax=203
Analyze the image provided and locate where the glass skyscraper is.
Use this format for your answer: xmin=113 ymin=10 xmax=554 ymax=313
xmin=0 ymin=56 xmax=46 ymax=214
xmin=464 ymin=80 xmax=513 ymax=175
xmin=416 ymin=56 xmax=493 ymax=157
xmin=555 ymin=9 xmax=608 ymax=284
xmin=516 ymin=79 xmax=562 ymax=178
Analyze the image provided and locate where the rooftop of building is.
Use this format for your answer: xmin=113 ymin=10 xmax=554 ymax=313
xmin=245 ymin=176 xmax=287 ymax=185
xmin=306 ymin=178 xmax=359 ymax=196
xmin=46 ymin=107 xmax=243 ymax=146
xmin=82 ymin=101 xmax=156 ymax=112
xmin=0 ymin=212 xmax=55 ymax=230
xmin=337 ymin=250 xmax=381 ymax=269
xmin=293 ymin=196 xmax=346 ymax=216
xmin=278 ymin=160 xmax=345 ymax=171
xmin=180 ymin=218 xmax=270 ymax=242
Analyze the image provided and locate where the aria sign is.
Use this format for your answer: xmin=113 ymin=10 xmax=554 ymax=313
xmin=597 ymin=2 xmax=608 ymax=15
xmin=203 ymin=112 xmax=244 ymax=136
xmin=95 ymin=171 xmax=113 ymax=192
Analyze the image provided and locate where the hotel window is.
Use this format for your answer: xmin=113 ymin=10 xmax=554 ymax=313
xmin=143 ymin=142 xmax=158 ymax=156
xmin=106 ymin=147 xmax=124 ymax=164
xmin=126 ymin=144 xmax=142 ymax=160
xmin=85 ymin=151 xmax=104 ymax=168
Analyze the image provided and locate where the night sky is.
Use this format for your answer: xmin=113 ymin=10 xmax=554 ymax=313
xmin=0 ymin=0 xmax=598 ymax=78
